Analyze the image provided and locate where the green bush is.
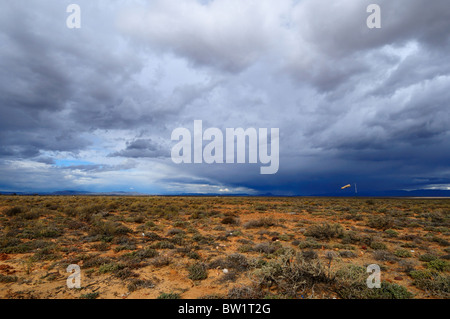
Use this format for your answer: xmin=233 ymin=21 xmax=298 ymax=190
xmin=419 ymin=254 xmax=439 ymax=262
xmin=89 ymin=221 xmax=131 ymax=237
xmin=341 ymin=231 xmax=362 ymax=245
xmin=384 ymin=229 xmax=399 ymax=237
xmin=373 ymin=250 xmax=398 ymax=262
xmin=372 ymin=283 xmax=413 ymax=299
xmin=305 ymin=223 xmax=344 ymax=240
xmin=188 ymin=263 xmax=208 ymax=281
xmin=394 ymin=249 xmax=412 ymax=258
xmin=151 ymin=240 xmax=175 ymax=249
xmin=80 ymin=292 xmax=100 ymax=299
xmin=427 ymin=259 xmax=450 ymax=272
xmin=335 ymin=264 xmax=413 ymax=299
xmin=0 ymin=274 xmax=18 ymax=283
xmin=297 ymin=239 xmax=324 ymax=249
xmin=409 ymin=269 xmax=436 ymax=280
xmin=253 ymin=252 xmax=330 ymax=298
xmin=411 ymin=271 xmax=449 ymax=297
xmin=253 ymin=242 xmax=278 ymax=254
xmin=370 ymin=242 xmax=387 ymax=250
xmin=187 ymin=251 xmax=201 ymax=260
xmin=122 ymin=248 xmax=159 ymax=261
xmin=244 ymin=217 xmax=277 ymax=229
xmin=127 ymin=279 xmax=155 ymax=292
xmin=367 ymin=216 xmax=394 ymax=230
xmin=227 ymin=286 xmax=264 ymax=299
xmin=4 ymin=206 xmax=24 ymax=217
xmin=158 ymin=292 xmax=181 ymax=299
xmin=221 ymin=216 xmax=240 ymax=225
xmin=30 ymin=247 xmax=60 ymax=261
xmin=98 ymin=263 xmax=124 ymax=274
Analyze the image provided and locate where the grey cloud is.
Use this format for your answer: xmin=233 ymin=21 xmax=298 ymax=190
xmin=110 ymin=139 xmax=169 ymax=158
xmin=0 ymin=128 xmax=91 ymax=159
xmin=373 ymin=49 xmax=450 ymax=96
xmin=0 ymin=0 xmax=449 ymax=194
xmin=284 ymin=0 xmax=450 ymax=92
xmin=0 ymin=1 xmax=162 ymax=159
xmin=34 ymin=157 xmax=56 ymax=165
xmin=117 ymin=0 xmax=286 ymax=73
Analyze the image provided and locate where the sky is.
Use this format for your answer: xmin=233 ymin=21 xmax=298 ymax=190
xmin=0 ymin=0 xmax=449 ymax=195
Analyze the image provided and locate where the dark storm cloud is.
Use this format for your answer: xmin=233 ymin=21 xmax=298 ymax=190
xmin=0 ymin=2 xmax=109 ymax=158
xmin=110 ymin=139 xmax=169 ymax=158
xmin=0 ymin=0 xmax=449 ymax=194
xmin=0 ymin=1 xmax=171 ymax=160
xmin=0 ymin=128 xmax=91 ymax=159
xmin=298 ymin=0 xmax=450 ymax=56
xmin=282 ymin=0 xmax=450 ymax=92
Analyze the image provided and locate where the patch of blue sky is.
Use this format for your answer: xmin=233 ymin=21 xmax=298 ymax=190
xmin=54 ymin=159 xmax=95 ymax=167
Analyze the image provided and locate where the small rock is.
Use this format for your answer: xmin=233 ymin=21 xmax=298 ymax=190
xmin=394 ymin=276 xmax=403 ymax=281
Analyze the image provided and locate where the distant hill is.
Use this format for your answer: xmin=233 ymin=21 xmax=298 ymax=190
xmin=0 ymin=190 xmax=144 ymax=196
xmin=50 ymin=190 xmax=93 ymax=195
xmin=165 ymin=193 xmax=254 ymax=197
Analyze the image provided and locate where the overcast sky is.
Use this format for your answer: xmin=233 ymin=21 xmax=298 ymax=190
xmin=0 ymin=0 xmax=449 ymax=195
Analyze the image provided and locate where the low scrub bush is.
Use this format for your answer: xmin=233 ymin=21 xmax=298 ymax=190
xmin=305 ymin=223 xmax=344 ymax=240
xmin=188 ymin=263 xmax=208 ymax=281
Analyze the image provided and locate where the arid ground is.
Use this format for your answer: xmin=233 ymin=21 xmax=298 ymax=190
xmin=0 ymin=196 xmax=448 ymax=299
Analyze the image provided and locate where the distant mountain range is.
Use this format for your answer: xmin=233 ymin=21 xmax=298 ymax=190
xmin=0 ymin=190 xmax=145 ymax=196
xmin=0 ymin=189 xmax=449 ymax=197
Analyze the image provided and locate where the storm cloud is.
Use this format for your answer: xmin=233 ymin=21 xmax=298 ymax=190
xmin=0 ymin=0 xmax=449 ymax=194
